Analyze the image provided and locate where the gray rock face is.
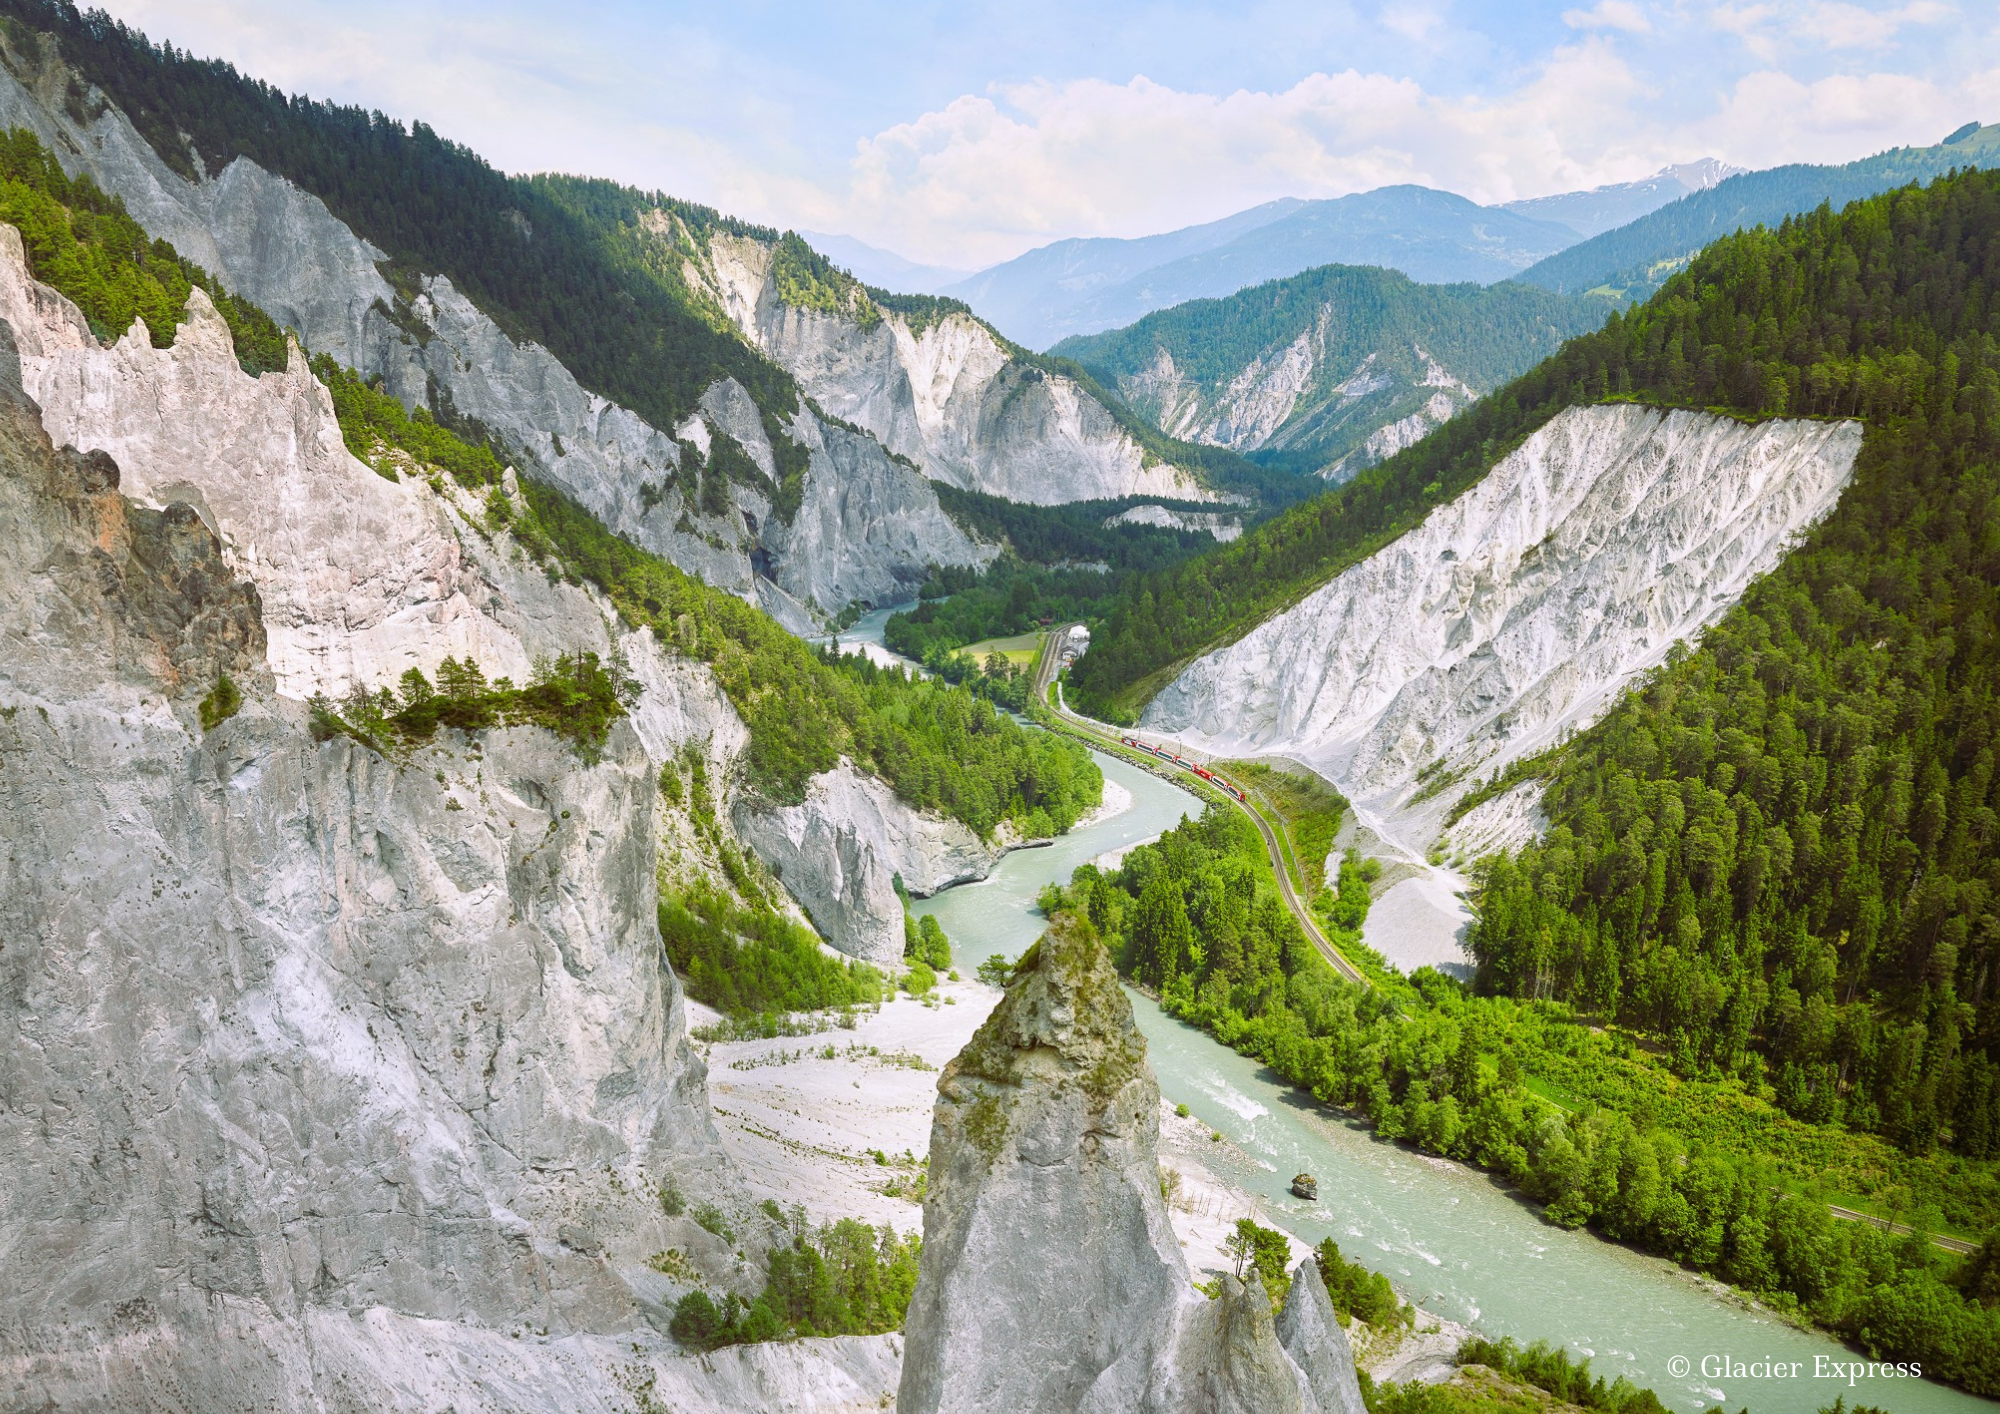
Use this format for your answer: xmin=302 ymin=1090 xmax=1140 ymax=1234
xmin=731 ymin=761 xmax=1004 ymax=965
xmin=0 ymin=313 xmax=714 ymax=1399
xmin=899 ymin=918 xmax=1364 ymax=1413
xmin=899 ymin=916 xmax=1183 ymax=1412
xmin=0 ymin=29 xmax=992 ymax=622
xmin=0 ymin=179 xmax=905 ymax=1413
xmin=1276 ymin=1262 xmax=1369 ymax=1414
xmin=699 ymin=232 xmax=1210 ymax=506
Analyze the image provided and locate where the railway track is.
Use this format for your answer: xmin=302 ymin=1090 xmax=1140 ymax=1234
xmin=1031 ymin=625 xmax=1369 ymax=989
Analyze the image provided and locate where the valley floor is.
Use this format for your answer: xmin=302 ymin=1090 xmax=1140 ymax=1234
xmin=694 ymin=979 xmax=1466 ymax=1384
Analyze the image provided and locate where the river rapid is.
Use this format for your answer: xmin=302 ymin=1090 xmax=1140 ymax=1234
xmin=911 ymin=747 xmax=1994 ymax=1414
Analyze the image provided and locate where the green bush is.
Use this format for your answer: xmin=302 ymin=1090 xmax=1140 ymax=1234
xmin=660 ymin=881 xmax=885 ymax=1018
xmin=668 ymin=1218 xmax=920 ymax=1350
xmin=196 ymin=672 xmax=240 ymax=731
xmin=904 ymin=913 xmax=951 ymax=970
xmin=1314 ymin=1238 xmax=1407 ymax=1328
xmin=307 ymin=654 xmax=634 ymax=762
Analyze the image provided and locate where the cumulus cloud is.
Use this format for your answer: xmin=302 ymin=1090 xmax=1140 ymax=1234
xmin=90 ymin=0 xmax=2000 ymax=271
xmin=1810 ymin=1 xmax=1953 ymax=50
xmin=1563 ymin=2 xmax=1653 ymax=33
xmin=833 ymin=39 xmax=1666 ymax=265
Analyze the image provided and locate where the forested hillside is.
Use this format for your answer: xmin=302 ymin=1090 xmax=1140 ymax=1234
xmin=1071 ymin=167 xmax=2000 ymax=722
xmin=1052 ymin=262 xmax=1605 ymax=475
xmin=0 ymin=0 xmax=810 ymax=442
xmin=1050 ymin=805 xmax=2000 ymax=1394
xmin=1518 ymin=121 xmax=2000 ymax=298
xmin=1463 ymin=170 xmax=2000 ymax=1164
xmin=0 ymin=116 xmax=1100 ymax=840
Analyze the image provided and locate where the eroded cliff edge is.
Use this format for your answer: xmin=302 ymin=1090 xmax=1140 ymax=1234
xmin=0 ymin=222 xmax=910 ymax=1410
xmin=1140 ymin=403 xmax=1862 ymax=970
xmin=898 ymin=914 xmax=1364 ymax=1413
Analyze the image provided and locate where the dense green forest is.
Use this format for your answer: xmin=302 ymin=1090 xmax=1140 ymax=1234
xmin=520 ymin=480 xmax=1102 ymax=833
xmin=1051 ymin=262 xmax=1606 ymax=471
xmin=0 ymin=3 xmax=811 ymax=443
xmin=1070 ymin=165 xmax=2000 ymax=721
xmin=0 ymin=108 xmax=1104 ymax=840
xmin=659 ymin=880 xmax=888 ymax=1018
xmin=1054 ymin=263 xmax=1594 ymax=394
xmin=886 ymin=558 xmax=1147 ymax=662
xmin=1045 ymin=805 xmax=2000 ymax=1395
xmin=1519 ymin=122 xmax=2000 ymax=298
xmin=1462 ymin=170 xmax=2000 ymax=1178
xmin=0 ymin=123 xmax=283 ymax=371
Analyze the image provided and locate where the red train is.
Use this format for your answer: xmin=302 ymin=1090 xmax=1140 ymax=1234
xmin=1118 ymin=736 xmax=1248 ymax=803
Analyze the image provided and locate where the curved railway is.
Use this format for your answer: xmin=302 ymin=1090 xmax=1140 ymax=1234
xmin=1031 ymin=625 xmax=1369 ymax=988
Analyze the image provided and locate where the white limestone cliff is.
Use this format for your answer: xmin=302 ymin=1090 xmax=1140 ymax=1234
xmin=1142 ymin=403 xmax=1862 ymax=968
xmin=695 ymin=231 xmax=1210 ymax=506
xmin=898 ymin=918 xmax=1364 ymax=1413
xmin=0 ymin=307 xmax=911 ymax=1410
xmin=731 ymin=762 xmax=1015 ymax=965
xmin=0 ymin=31 xmax=991 ymax=622
xmin=1115 ymin=324 xmax=1482 ymax=483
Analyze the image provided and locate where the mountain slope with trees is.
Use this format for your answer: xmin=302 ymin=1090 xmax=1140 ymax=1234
xmin=1052 ymin=263 xmax=1606 ymax=479
xmin=1071 ymin=168 xmax=2000 ymax=722
xmin=1517 ymin=121 xmax=2000 ymax=299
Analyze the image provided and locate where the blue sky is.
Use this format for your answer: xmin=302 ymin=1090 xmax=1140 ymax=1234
xmin=104 ymin=1 xmax=1997 ymax=267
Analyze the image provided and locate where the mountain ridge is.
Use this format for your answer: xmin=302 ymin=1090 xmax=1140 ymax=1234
xmin=1051 ymin=262 xmax=1607 ymax=480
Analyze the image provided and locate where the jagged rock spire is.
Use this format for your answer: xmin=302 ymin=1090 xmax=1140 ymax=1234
xmin=899 ymin=913 xmax=1367 ymax=1414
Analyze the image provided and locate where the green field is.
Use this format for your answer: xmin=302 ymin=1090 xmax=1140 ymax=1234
xmin=962 ymin=631 xmax=1043 ymax=666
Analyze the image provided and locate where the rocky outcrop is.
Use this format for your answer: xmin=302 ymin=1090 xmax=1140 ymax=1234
xmin=1115 ymin=335 xmax=1478 ymax=484
xmin=1104 ymin=502 xmax=1243 ymax=541
xmin=1143 ymin=403 xmax=1863 ymax=968
xmin=899 ymin=917 xmax=1361 ymax=1413
xmin=732 ymin=762 xmax=1005 ymax=965
xmin=1275 ymin=1261 xmax=1369 ymax=1414
xmin=1054 ymin=260 xmax=1602 ymax=482
xmin=0 ymin=302 xmax=902 ymax=1409
xmin=696 ymin=232 xmax=1210 ymax=506
xmin=1146 ymin=404 xmax=1862 ymax=827
xmin=0 ymin=30 xmax=992 ymax=623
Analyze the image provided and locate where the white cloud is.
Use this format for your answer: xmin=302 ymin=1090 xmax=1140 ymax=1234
xmin=1563 ymin=2 xmax=1653 ymax=33
xmin=1810 ymin=1 xmax=1953 ymax=50
xmin=831 ymin=40 xmax=1664 ymax=265
xmin=1380 ymin=4 xmax=1447 ymax=42
xmin=1709 ymin=1 xmax=1953 ymax=58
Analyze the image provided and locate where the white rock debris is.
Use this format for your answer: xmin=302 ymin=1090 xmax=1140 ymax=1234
xmin=1144 ymin=403 xmax=1862 ymax=969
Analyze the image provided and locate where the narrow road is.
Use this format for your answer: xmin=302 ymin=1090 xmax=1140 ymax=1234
xmin=1032 ymin=625 xmax=1369 ymax=988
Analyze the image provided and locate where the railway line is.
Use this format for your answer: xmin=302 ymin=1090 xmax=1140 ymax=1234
xmin=1030 ymin=625 xmax=1369 ymax=988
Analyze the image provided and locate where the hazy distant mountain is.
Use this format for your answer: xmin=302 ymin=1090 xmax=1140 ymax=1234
xmin=796 ymin=230 xmax=971 ymax=294
xmin=1053 ymin=263 xmax=1605 ymax=482
xmin=1518 ymin=123 xmax=2000 ymax=299
xmin=945 ymin=187 xmax=1578 ymax=349
xmin=1499 ymin=159 xmax=1743 ymax=238
xmin=939 ymin=199 xmax=1305 ymax=350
